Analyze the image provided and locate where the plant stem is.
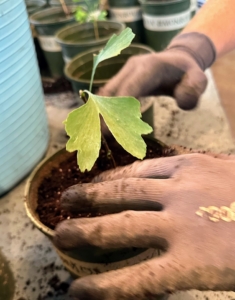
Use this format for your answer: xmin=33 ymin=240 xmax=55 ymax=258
xmin=101 ymin=133 xmax=117 ymax=168
xmin=60 ymin=0 xmax=70 ymax=16
xmin=79 ymin=90 xmax=116 ymax=169
xmin=94 ymin=21 xmax=99 ymax=40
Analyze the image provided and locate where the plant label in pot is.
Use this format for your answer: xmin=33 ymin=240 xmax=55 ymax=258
xmin=190 ymin=0 xmax=198 ymax=16
xmin=140 ymin=0 xmax=191 ymax=51
xmin=109 ymin=0 xmax=145 ymax=43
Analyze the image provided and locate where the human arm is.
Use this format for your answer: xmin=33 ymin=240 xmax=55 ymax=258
xmin=182 ymin=0 xmax=235 ymax=57
xmin=98 ymin=0 xmax=235 ymax=110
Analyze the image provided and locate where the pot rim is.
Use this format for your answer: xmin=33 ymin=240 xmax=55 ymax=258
xmin=29 ymin=6 xmax=76 ymax=25
xmin=26 ymin=0 xmax=47 ymax=7
xmin=64 ymin=43 xmax=155 ymax=85
xmin=139 ymin=0 xmax=189 ymax=5
xmin=55 ymin=21 xmax=126 ymax=46
xmin=24 ymin=149 xmax=66 ymax=238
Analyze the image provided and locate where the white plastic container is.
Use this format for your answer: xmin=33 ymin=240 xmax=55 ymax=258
xmin=0 ymin=0 xmax=49 ymax=195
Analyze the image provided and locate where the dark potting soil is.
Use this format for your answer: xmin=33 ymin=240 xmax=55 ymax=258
xmin=37 ymin=140 xmax=176 ymax=230
xmin=42 ymin=77 xmax=73 ymax=94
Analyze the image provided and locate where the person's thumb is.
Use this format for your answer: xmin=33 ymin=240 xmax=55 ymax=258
xmin=174 ymin=67 xmax=208 ymax=110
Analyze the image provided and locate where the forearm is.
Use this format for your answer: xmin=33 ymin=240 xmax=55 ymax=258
xmin=182 ymin=0 xmax=235 ymax=57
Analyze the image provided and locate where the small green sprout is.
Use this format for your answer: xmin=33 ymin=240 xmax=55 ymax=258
xmin=73 ymin=0 xmax=107 ymax=41
xmin=64 ymin=28 xmax=153 ymax=172
xmin=73 ymin=0 xmax=107 ymax=23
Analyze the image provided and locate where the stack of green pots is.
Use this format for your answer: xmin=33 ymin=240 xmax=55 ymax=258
xmin=25 ymin=0 xmax=49 ymax=75
xmin=30 ymin=6 xmax=75 ymax=78
xmin=139 ymin=0 xmax=191 ymax=52
xmin=109 ymin=0 xmax=145 ymax=43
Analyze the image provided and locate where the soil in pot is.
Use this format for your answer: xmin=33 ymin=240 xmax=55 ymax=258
xmin=42 ymin=77 xmax=73 ymax=94
xmin=26 ymin=137 xmax=190 ymax=284
xmin=37 ymin=137 xmax=175 ymax=229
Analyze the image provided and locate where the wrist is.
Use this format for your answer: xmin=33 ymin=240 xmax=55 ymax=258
xmin=166 ymin=32 xmax=217 ymax=70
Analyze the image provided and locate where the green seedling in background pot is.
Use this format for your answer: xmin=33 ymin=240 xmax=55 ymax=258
xmin=59 ymin=0 xmax=107 ymax=39
xmin=64 ymin=28 xmax=153 ymax=172
xmin=73 ymin=0 xmax=107 ymax=39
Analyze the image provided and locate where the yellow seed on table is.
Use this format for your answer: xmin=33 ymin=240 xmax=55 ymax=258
xmin=199 ymin=207 xmax=209 ymax=212
xmin=209 ymin=216 xmax=220 ymax=222
xmin=196 ymin=210 xmax=204 ymax=217
xmin=220 ymin=206 xmax=233 ymax=222
xmin=208 ymin=206 xmax=221 ymax=218
xmin=230 ymin=202 xmax=235 ymax=212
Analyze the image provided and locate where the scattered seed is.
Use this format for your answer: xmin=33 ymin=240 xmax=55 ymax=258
xmin=220 ymin=206 xmax=233 ymax=222
xmin=209 ymin=216 xmax=220 ymax=222
xmin=196 ymin=210 xmax=204 ymax=217
xmin=230 ymin=202 xmax=235 ymax=212
xmin=196 ymin=203 xmax=235 ymax=222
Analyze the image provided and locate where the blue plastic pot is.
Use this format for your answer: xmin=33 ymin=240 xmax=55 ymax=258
xmin=0 ymin=0 xmax=49 ymax=196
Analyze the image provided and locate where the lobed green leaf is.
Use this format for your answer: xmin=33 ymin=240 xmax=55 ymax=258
xmin=89 ymin=27 xmax=135 ymax=91
xmin=64 ymin=96 xmax=101 ymax=172
xmin=64 ymin=91 xmax=153 ymax=172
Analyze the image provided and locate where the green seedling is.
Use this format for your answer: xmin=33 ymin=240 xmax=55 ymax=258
xmin=64 ymin=28 xmax=153 ymax=172
xmin=73 ymin=0 xmax=107 ymax=39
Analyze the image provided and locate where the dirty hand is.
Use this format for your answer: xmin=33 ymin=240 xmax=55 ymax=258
xmin=99 ymin=32 xmax=216 ymax=110
xmin=54 ymin=152 xmax=235 ymax=300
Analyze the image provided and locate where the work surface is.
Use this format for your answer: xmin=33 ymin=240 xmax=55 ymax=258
xmin=1 ymin=70 xmax=235 ymax=300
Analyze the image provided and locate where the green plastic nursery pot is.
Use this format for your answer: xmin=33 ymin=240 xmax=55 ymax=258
xmin=49 ymin=0 xmax=97 ymax=6
xmin=30 ymin=6 xmax=76 ymax=78
xmin=26 ymin=1 xmax=49 ymax=75
xmin=109 ymin=0 xmax=145 ymax=43
xmin=65 ymin=44 xmax=153 ymax=93
xmin=56 ymin=21 xmax=126 ymax=64
xmin=26 ymin=0 xmax=47 ymax=15
xmin=139 ymin=0 xmax=191 ymax=51
xmin=49 ymin=0 xmax=75 ymax=5
xmin=49 ymin=0 xmax=83 ymax=5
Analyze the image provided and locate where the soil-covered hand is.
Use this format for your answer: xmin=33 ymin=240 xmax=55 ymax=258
xmin=99 ymin=32 xmax=216 ymax=110
xmin=54 ymin=153 xmax=235 ymax=300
